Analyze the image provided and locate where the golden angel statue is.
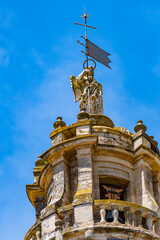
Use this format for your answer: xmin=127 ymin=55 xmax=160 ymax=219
xmin=70 ymin=66 xmax=104 ymax=114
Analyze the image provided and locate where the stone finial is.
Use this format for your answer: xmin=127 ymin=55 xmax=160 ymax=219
xmin=134 ymin=120 xmax=147 ymax=133
xmin=77 ymin=108 xmax=89 ymax=120
xmin=53 ymin=117 xmax=66 ymax=129
xmin=150 ymin=136 xmax=158 ymax=147
xmin=35 ymin=157 xmax=45 ymax=167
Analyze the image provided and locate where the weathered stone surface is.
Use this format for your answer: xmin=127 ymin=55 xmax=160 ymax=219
xmin=24 ymin=114 xmax=160 ymax=240
xmin=41 ymin=214 xmax=56 ymax=240
xmin=76 ymin=125 xmax=90 ymax=136
xmin=34 ymin=197 xmax=47 ymax=219
xmin=85 ymin=229 xmax=94 ymax=239
xmin=74 ymin=204 xmax=93 ymax=226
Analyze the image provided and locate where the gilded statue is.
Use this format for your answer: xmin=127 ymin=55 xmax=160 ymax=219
xmin=70 ymin=66 xmax=104 ymax=114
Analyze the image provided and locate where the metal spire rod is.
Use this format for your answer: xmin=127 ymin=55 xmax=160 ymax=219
xmin=74 ymin=10 xmax=96 ymax=114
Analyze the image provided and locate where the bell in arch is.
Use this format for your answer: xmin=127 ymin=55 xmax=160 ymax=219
xmin=105 ymin=210 xmax=124 ymax=223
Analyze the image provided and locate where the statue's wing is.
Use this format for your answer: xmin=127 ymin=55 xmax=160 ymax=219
xmin=70 ymin=76 xmax=82 ymax=102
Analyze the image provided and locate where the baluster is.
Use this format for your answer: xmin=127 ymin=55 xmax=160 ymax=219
xmin=36 ymin=227 xmax=41 ymax=240
xmin=100 ymin=208 xmax=106 ymax=223
xmin=64 ymin=211 xmax=70 ymax=228
xmin=55 ymin=218 xmax=63 ymax=240
xmin=131 ymin=213 xmax=136 ymax=227
xmin=135 ymin=210 xmax=142 ymax=227
xmin=146 ymin=214 xmax=153 ymax=231
xmin=112 ymin=205 xmax=119 ymax=223
xmin=124 ymin=207 xmax=130 ymax=225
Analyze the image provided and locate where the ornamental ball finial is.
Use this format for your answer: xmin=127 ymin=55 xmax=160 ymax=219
xmin=35 ymin=157 xmax=45 ymax=167
xmin=53 ymin=116 xmax=66 ymax=129
xmin=134 ymin=120 xmax=147 ymax=133
xmin=150 ymin=136 xmax=158 ymax=147
xmin=77 ymin=107 xmax=89 ymax=120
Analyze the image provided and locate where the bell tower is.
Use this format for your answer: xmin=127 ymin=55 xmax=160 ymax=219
xmin=24 ymin=11 xmax=160 ymax=240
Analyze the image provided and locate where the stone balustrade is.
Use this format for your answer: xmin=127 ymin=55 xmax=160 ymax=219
xmin=94 ymin=199 xmax=160 ymax=233
xmin=24 ymin=200 xmax=160 ymax=239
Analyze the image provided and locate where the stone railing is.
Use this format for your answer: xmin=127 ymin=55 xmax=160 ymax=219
xmin=94 ymin=199 xmax=160 ymax=233
xmin=24 ymin=200 xmax=160 ymax=239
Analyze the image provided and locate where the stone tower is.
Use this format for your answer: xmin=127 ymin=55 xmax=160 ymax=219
xmin=24 ymin=12 xmax=160 ymax=237
xmin=24 ymin=103 xmax=160 ymax=240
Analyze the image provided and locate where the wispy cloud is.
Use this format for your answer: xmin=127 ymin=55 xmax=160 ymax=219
xmin=5 ymin=33 xmax=160 ymax=181
xmin=2 ymin=30 xmax=160 ymax=240
xmin=30 ymin=49 xmax=45 ymax=67
xmin=0 ymin=8 xmax=14 ymax=29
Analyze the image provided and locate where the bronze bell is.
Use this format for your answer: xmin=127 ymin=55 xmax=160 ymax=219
xmin=105 ymin=210 xmax=124 ymax=223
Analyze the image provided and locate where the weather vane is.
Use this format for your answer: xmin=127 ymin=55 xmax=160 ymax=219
xmin=74 ymin=10 xmax=111 ymax=70
xmin=70 ymin=10 xmax=111 ymax=115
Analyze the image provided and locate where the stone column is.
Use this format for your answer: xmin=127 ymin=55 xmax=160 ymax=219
xmin=134 ymin=160 xmax=158 ymax=211
xmin=74 ymin=145 xmax=94 ymax=226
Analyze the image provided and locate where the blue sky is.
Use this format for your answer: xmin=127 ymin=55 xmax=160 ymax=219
xmin=0 ymin=1 xmax=160 ymax=239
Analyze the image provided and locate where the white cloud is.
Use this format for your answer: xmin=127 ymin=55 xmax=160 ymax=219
xmin=2 ymin=33 xmax=160 ymax=240
xmin=5 ymin=34 xmax=160 ymax=181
